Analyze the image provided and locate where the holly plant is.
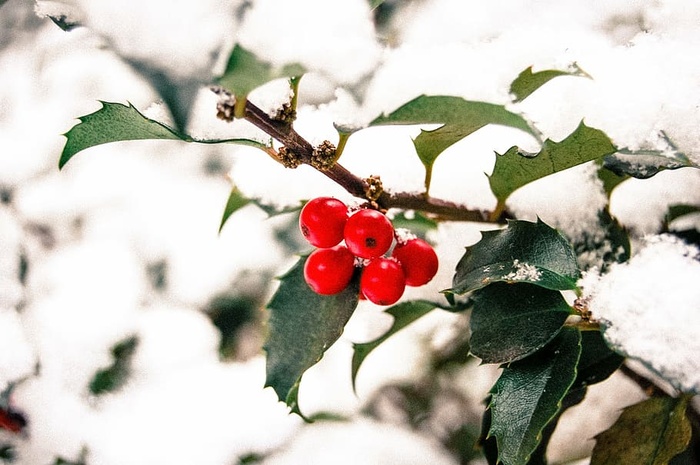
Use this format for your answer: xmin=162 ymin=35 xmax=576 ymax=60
xmin=57 ymin=45 xmax=700 ymax=465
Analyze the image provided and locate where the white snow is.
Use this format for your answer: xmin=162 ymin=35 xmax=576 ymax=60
xmin=584 ymin=235 xmax=700 ymax=394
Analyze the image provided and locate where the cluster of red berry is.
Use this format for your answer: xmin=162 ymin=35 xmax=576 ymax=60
xmin=299 ymin=197 xmax=439 ymax=305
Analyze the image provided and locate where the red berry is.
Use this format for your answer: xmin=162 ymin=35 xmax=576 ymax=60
xmin=392 ymin=238 xmax=439 ymax=286
xmin=299 ymin=197 xmax=348 ymax=248
xmin=360 ymin=258 xmax=406 ymax=305
xmin=304 ymin=245 xmax=355 ymax=295
xmin=344 ymin=209 xmax=394 ymax=259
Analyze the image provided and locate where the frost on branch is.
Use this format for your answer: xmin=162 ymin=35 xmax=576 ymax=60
xmin=583 ymin=235 xmax=700 ymax=393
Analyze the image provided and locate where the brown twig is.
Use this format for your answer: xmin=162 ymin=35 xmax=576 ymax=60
xmin=242 ymin=98 xmax=498 ymax=223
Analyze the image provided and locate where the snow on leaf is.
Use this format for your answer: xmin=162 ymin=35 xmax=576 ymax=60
xmin=488 ymin=327 xmax=581 ymax=465
xmin=60 ymin=101 xmax=269 ymax=168
xmin=602 ymin=151 xmax=698 ymax=179
xmin=264 ymin=256 xmax=360 ymax=416
xmin=449 ymin=218 xmax=580 ymax=295
xmin=369 ymin=95 xmax=537 ymax=192
xmin=509 ymin=64 xmax=591 ymax=103
xmin=586 ymin=235 xmax=700 ymax=394
xmin=470 ymin=283 xmax=571 ymax=364
xmin=591 ymin=395 xmax=692 ymax=465
xmin=489 ymin=121 xmax=617 ymax=205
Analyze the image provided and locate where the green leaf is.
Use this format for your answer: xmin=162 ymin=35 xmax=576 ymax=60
xmin=488 ymin=327 xmax=582 ymax=465
xmin=596 ymin=158 xmax=629 ymax=196
xmin=666 ymin=204 xmax=700 ymax=225
xmin=265 ymin=256 xmax=360 ymax=416
xmin=60 ymin=101 xmax=269 ymax=168
xmin=89 ymin=336 xmax=138 ymax=395
xmin=470 ymin=283 xmax=571 ymax=364
xmin=217 ymin=45 xmax=305 ymax=101
xmin=219 ymin=186 xmax=251 ymax=233
xmin=509 ymin=64 xmax=591 ymax=103
xmin=370 ymin=95 xmax=537 ymax=191
xmin=369 ymin=0 xmax=387 ymax=8
xmin=389 ymin=211 xmax=439 ymax=240
xmin=574 ymin=330 xmax=624 ymax=388
xmin=591 ymin=396 xmax=692 ymax=465
xmin=489 ymin=121 xmax=617 ymax=205
xmin=351 ymin=300 xmax=437 ymax=390
xmin=449 ymin=218 xmax=580 ymax=295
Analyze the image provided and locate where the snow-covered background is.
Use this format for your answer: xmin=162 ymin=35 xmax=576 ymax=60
xmin=1 ymin=0 xmax=699 ymax=463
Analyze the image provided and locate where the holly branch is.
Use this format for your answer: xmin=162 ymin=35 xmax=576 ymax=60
xmin=227 ymin=92 xmax=495 ymax=223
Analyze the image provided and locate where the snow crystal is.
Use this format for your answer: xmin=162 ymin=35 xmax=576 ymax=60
xmin=584 ymin=235 xmax=700 ymax=393
xmin=501 ymin=259 xmax=542 ymax=282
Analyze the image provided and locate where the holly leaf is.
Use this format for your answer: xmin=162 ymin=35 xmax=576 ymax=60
xmin=488 ymin=327 xmax=582 ymax=465
xmin=591 ymin=396 xmax=692 ymax=465
xmin=449 ymin=218 xmax=580 ymax=295
xmin=489 ymin=121 xmax=617 ymax=205
xmin=370 ymin=95 xmax=537 ymax=191
xmin=219 ymin=186 xmax=252 ymax=233
xmin=573 ymin=330 xmax=624 ymax=388
xmin=351 ymin=300 xmax=437 ymax=390
xmin=602 ymin=151 xmax=698 ymax=179
xmin=89 ymin=335 xmax=139 ymax=395
xmin=509 ymin=64 xmax=591 ymax=103
xmin=265 ymin=256 xmax=360 ymax=416
xmin=60 ymin=101 xmax=269 ymax=168
xmin=217 ymin=45 xmax=305 ymax=102
xmin=470 ymin=283 xmax=571 ymax=364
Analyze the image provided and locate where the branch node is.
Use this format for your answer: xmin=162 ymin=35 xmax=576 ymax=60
xmin=310 ymin=140 xmax=337 ymax=171
xmin=278 ymin=146 xmax=303 ymax=169
xmin=364 ymin=175 xmax=384 ymax=202
xmin=272 ymin=103 xmax=297 ymax=125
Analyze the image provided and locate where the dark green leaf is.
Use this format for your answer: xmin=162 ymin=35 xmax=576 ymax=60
xmin=217 ymin=45 xmax=305 ymax=100
xmin=370 ymin=95 xmax=537 ymax=191
xmin=509 ymin=64 xmax=591 ymax=103
xmin=449 ymin=218 xmax=580 ymax=295
xmin=489 ymin=121 xmax=617 ymax=204
xmin=265 ymin=256 xmax=360 ymax=416
xmin=89 ymin=336 xmax=139 ymax=395
xmin=604 ymin=132 xmax=699 ymax=180
xmin=591 ymin=396 xmax=692 ymax=465
xmin=219 ymin=186 xmax=251 ymax=233
xmin=488 ymin=327 xmax=582 ymax=465
xmin=596 ymin=158 xmax=629 ymax=196
xmin=60 ymin=101 xmax=269 ymax=168
xmin=470 ymin=283 xmax=571 ymax=364
xmin=574 ymin=330 xmax=624 ymax=388
xmin=351 ymin=300 xmax=437 ymax=390
xmin=666 ymin=204 xmax=700 ymax=225
xmin=47 ymin=14 xmax=81 ymax=31
xmin=527 ymin=386 xmax=588 ymax=465
xmin=573 ymin=208 xmax=630 ymax=272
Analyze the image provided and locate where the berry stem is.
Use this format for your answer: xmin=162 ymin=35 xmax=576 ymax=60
xmin=242 ymin=99 xmax=500 ymax=223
